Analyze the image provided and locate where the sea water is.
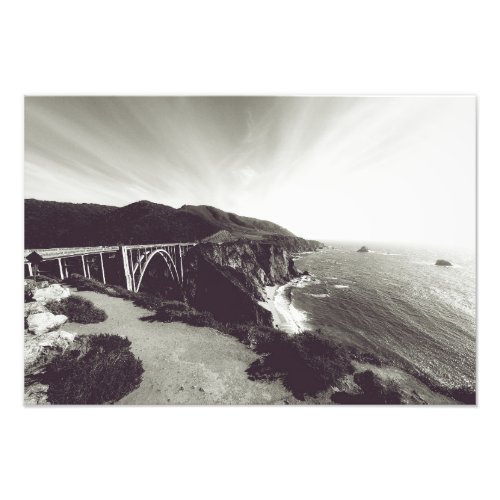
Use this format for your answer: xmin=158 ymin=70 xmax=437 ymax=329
xmin=275 ymin=242 xmax=476 ymax=394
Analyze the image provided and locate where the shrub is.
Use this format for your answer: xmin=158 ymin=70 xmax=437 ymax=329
xmin=331 ymin=370 xmax=403 ymax=404
xmin=132 ymin=293 xmax=188 ymax=312
xmin=37 ymin=274 xmax=60 ymax=284
xmin=154 ymin=304 xmax=219 ymax=329
xmin=247 ymin=330 xmax=356 ymax=399
xmin=64 ymin=274 xmax=179 ymax=306
xmin=223 ymin=323 xmax=255 ymax=344
xmin=46 ymin=296 xmax=107 ymax=324
xmin=447 ymin=387 xmax=476 ymax=405
xmin=107 ymin=285 xmax=138 ymax=300
xmin=246 ymin=326 xmax=290 ymax=354
xmin=42 ymin=334 xmax=144 ymax=404
xmin=24 ymin=279 xmax=37 ymax=302
xmin=65 ymin=273 xmax=109 ymax=294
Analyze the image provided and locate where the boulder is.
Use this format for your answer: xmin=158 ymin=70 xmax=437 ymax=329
xmin=24 ymin=280 xmax=37 ymax=301
xmin=25 ymin=330 xmax=76 ymax=373
xmin=27 ymin=311 xmax=68 ymax=335
xmin=435 ymin=259 xmax=452 ymax=266
xmin=24 ymin=330 xmax=77 ymax=404
xmin=24 ymin=302 xmax=49 ymax=318
xmin=24 ymin=382 xmax=50 ymax=405
xmin=33 ymin=284 xmax=70 ymax=303
xmin=357 ymin=246 xmax=369 ymax=253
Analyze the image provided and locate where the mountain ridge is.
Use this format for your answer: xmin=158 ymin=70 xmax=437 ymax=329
xmin=25 ymin=198 xmax=312 ymax=249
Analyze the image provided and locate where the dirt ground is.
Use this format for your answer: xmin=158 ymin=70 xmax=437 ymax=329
xmin=65 ymin=290 xmax=295 ymax=405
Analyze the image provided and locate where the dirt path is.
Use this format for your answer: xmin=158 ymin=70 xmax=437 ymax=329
xmin=65 ymin=290 xmax=294 ymax=405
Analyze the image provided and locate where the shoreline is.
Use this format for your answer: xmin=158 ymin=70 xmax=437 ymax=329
xmin=259 ymin=276 xmax=311 ymax=334
xmin=259 ymin=249 xmax=322 ymax=335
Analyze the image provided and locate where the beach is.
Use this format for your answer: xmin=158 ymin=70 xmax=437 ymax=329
xmin=258 ymin=277 xmax=311 ymax=334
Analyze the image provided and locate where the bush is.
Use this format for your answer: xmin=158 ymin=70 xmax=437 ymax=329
xmin=64 ymin=274 xmax=182 ymax=307
xmin=46 ymin=296 xmax=107 ymax=324
xmin=331 ymin=370 xmax=403 ymax=404
xmin=447 ymin=387 xmax=476 ymax=405
xmin=154 ymin=304 xmax=219 ymax=329
xmin=107 ymin=285 xmax=138 ymax=300
xmin=37 ymin=274 xmax=60 ymax=284
xmin=223 ymin=323 xmax=255 ymax=344
xmin=247 ymin=330 xmax=356 ymax=399
xmin=24 ymin=279 xmax=37 ymax=302
xmin=65 ymin=273 xmax=109 ymax=294
xmin=246 ymin=326 xmax=290 ymax=354
xmin=42 ymin=334 xmax=144 ymax=404
xmin=132 ymin=293 xmax=188 ymax=312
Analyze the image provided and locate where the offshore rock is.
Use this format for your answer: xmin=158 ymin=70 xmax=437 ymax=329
xmin=435 ymin=259 xmax=452 ymax=266
xmin=357 ymin=246 xmax=369 ymax=253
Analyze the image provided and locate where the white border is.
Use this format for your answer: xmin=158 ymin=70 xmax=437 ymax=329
xmin=2 ymin=1 xmax=499 ymax=499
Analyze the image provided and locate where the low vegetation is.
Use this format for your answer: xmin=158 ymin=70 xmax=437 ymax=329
xmin=332 ymin=370 xmax=402 ymax=404
xmin=149 ymin=301 xmax=373 ymax=400
xmin=63 ymin=274 xmax=400 ymax=402
xmin=36 ymin=274 xmax=60 ymax=284
xmin=246 ymin=330 xmax=357 ymax=399
xmin=46 ymin=295 xmax=108 ymax=324
xmin=65 ymin=273 xmax=163 ymax=304
xmin=41 ymin=334 xmax=144 ymax=404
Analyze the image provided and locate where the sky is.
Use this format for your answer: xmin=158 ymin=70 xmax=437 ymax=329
xmin=25 ymin=96 xmax=476 ymax=248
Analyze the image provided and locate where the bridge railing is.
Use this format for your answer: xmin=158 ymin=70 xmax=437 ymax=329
xmin=24 ymin=243 xmax=197 ymax=261
xmin=24 ymin=246 xmax=120 ymax=260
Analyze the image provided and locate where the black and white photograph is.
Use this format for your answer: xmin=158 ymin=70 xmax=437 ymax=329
xmin=23 ymin=96 xmax=476 ymax=405
xmin=5 ymin=2 xmax=500 ymax=498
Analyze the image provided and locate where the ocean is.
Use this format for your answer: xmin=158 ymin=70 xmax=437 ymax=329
xmin=274 ymin=242 xmax=476 ymax=396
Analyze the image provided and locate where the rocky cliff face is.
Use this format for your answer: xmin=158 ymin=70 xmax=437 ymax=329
xmin=183 ymin=242 xmax=302 ymax=325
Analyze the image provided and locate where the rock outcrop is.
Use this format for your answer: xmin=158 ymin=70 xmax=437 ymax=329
xmin=202 ymin=230 xmax=236 ymax=244
xmin=24 ymin=301 xmax=49 ymax=317
xmin=25 ymin=330 xmax=76 ymax=376
xmin=24 ymin=279 xmax=48 ymax=301
xmin=24 ymin=330 xmax=76 ymax=404
xmin=435 ymin=259 xmax=452 ymax=266
xmin=27 ymin=311 xmax=68 ymax=335
xmin=357 ymin=246 xmax=369 ymax=253
xmin=33 ymin=284 xmax=71 ymax=303
xmin=183 ymin=242 xmax=302 ymax=325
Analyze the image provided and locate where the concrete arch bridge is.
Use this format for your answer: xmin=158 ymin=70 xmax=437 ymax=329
xmin=24 ymin=242 xmax=197 ymax=293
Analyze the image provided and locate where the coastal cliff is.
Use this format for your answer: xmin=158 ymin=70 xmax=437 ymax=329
xmin=183 ymin=241 xmax=308 ymax=325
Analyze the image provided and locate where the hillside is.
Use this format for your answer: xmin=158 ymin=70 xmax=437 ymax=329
xmin=24 ymin=199 xmax=116 ymax=248
xmin=25 ymin=199 xmax=307 ymax=248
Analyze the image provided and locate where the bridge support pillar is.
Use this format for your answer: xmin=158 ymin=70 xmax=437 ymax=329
xmin=58 ymin=258 xmax=64 ymax=280
xmin=81 ymin=255 xmax=87 ymax=278
xmin=120 ymin=246 xmax=133 ymax=291
xmin=100 ymin=252 xmax=106 ymax=284
xmin=179 ymin=245 xmax=184 ymax=283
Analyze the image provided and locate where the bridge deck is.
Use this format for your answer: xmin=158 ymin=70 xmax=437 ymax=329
xmin=24 ymin=243 xmax=196 ymax=262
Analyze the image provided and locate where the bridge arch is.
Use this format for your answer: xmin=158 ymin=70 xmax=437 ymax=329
xmin=134 ymin=248 xmax=181 ymax=293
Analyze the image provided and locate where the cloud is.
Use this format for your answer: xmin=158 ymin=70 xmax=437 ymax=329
xmin=24 ymin=96 xmax=476 ymax=248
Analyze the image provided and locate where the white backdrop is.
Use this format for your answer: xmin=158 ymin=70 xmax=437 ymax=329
xmin=1 ymin=1 xmax=498 ymax=499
